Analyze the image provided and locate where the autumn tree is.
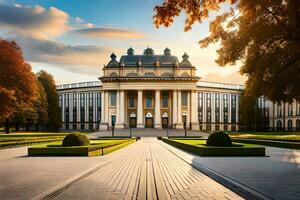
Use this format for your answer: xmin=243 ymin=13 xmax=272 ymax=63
xmin=37 ymin=70 xmax=60 ymax=131
xmin=12 ymin=79 xmax=49 ymax=131
xmin=0 ymin=40 xmax=37 ymax=133
xmin=154 ymin=0 xmax=300 ymax=102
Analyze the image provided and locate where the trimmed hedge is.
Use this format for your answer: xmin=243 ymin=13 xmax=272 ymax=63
xmin=231 ymin=138 xmax=300 ymax=150
xmin=162 ymin=138 xmax=265 ymax=157
xmin=0 ymin=138 xmax=63 ymax=149
xmin=206 ymin=131 xmax=232 ymax=146
xmin=28 ymin=139 xmax=135 ymax=156
xmin=62 ymin=133 xmax=90 ymax=146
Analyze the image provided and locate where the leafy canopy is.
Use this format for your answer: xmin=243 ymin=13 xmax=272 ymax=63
xmin=154 ymin=0 xmax=300 ymax=102
xmin=0 ymin=40 xmax=37 ymax=121
xmin=37 ymin=70 xmax=60 ymax=130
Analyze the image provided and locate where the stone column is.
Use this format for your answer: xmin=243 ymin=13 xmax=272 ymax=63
xmin=120 ymin=90 xmax=125 ymax=126
xmin=177 ymin=90 xmax=183 ymax=129
xmin=190 ymin=90 xmax=198 ymax=130
xmin=99 ymin=90 xmax=109 ymax=130
xmin=137 ymin=90 xmax=144 ymax=128
xmin=154 ymin=90 xmax=161 ymax=128
xmin=172 ymin=90 xmax=178 ymax=127
xmin=116 ymin=90 xmax=125 ymax=129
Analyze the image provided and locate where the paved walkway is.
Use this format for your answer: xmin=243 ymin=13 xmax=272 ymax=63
xmin=55 ymin=138 xmax=242 ymax=200
xmin=160 ymin=141 xmax=300 ymax=200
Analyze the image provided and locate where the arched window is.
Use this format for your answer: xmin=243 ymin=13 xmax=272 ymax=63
xmin=296 ymin=119 xmax=300 ymax=130
xmin=287 ymin=120 xmax=293 ymax=131
xmin=276 ymin=120 xmax=282 ymax=131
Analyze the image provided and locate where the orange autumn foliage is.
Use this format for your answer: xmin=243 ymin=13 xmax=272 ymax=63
xmin=0 ymin=40 xmax=38 ymax=121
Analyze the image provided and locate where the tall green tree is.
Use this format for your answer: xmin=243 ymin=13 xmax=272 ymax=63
xmin=35 ymin=80 xmax=48 ymax=130
xmin=12 ymin=78 xmax=48 ymax=131
xmin=154 ymin=0 xmax=300 ymax=102
xmin=0 ymin=40 xmax=37 ymax=133
xmin=37 ymin=71 xmax=60 ymax=131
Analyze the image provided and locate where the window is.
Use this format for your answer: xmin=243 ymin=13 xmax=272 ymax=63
xmin=89 ymin=93 xmax=93 ymax=122
xmin=97 ymin=93 xmax=101 ymax=122
xmin=215 ymin=93 xmax=220 ymax=123
xmin=129 ymin=97 xmax=135 ymax=108
xmin=288 ymin=103 xmax=293 ymax=116
xmin=146 ymin=93 xmax=153 ymax=108
xmin=231 ymin=94 xmax=236 ymax=123
xmin=162 ymin=92 xmax=169 ymax=108
xmin=80 ymin=93 xmax=85 ymax=123
xmin=223 ymin=94 xmax=228 ymax=123
xmin=110 ymin=91 xmax=116 ymax=106
xmin=206 ymin=93 xmax=211 ymax=123
xmin=181 ymin=91 xmax=188 ymax=107
xmin=65 ymin=94 xmax=69 ymax=122
xmin=197 ymin=92 xmax=203 ymax=123
xmin=277 ymin=103 xmax=282 ymax=117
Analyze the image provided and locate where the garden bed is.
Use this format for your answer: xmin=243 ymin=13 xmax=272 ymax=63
xmin=28 ymin=139 xmax=135 ymax=156
xmin=162 ymin=138 xmax=265 ymax=156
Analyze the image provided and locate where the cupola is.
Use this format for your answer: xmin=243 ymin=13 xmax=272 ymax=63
xmin=144 ymin=47 xmax=154 ymax=56
xmin=164 ymin=47 xmax=171 ymax=55
xmin=127 ymin=47 xmax=134 ymax=55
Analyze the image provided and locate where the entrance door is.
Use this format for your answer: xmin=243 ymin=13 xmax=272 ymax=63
xmin=162 ymin=112 xmax=168 ymax=129
xmin=145 ymin=112 xmax=153 ymax=128
xmin=129 ymin=112 xmax=137 ymax=128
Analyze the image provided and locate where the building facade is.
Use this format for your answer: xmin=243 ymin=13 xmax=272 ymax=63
xmin=57 ymin=47 xmax=300 ymax=131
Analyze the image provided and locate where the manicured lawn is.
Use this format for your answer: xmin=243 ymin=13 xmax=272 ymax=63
xmin=162 ymin=138 xmax=265 ymax=156
xmin=228 ymin=132 xmax=300 ymax=142
xmin=28 ymin=139 xmax=136 ymax=156
xmin=0 ymin=132 xmax=70 ymax=149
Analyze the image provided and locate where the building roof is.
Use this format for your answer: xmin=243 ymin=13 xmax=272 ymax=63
xmin=106 ymin=47 xmax=193 ymax=68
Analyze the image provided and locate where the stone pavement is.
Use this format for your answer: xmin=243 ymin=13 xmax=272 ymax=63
xmin=0 ymin=146 xmax=121 ymax=200
xmin=55 ymin=138 xmax=242 ymax=200
xmin=160 ymin=141 xmax=300 ymax=200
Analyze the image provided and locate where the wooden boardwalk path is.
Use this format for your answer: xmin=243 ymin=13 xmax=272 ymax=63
xmin=55 ymin=138 xmax=243 ymax=200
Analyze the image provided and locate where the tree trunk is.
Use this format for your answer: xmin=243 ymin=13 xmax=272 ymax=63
xmin=5 ymin=118 xmax=10 ymax=134
xmin=15 ymin=123 xmax=19 ymax=131
xmin=35 ymin=124 xmax=39 ymax=131
xmin=26 ymin=124 xmax=29 ymax=131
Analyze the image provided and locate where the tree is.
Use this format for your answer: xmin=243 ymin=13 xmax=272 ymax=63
xmin=12 ymin=80 xmax=49 ymax=131
xmin=35 ymin=80 xmax=48 ymax=130
xmin=0 ymin=40 xmax=37 ymax=133
xmin=37 ymin=70 xmax=60 ymax=131
xmin=154 ymin=0 xmax=300 ymax=102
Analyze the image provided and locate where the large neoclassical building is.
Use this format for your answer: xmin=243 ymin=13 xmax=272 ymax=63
xmin=57 ymin=47 xmax=300 ymax=131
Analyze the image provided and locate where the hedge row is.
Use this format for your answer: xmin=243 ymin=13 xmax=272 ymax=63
xmin=162 ymin=138 xmax=265 ymax=156
xmin=0 ymin=138 xmax=64 ymax=149
xmin=28 ymin=139 xmax=135 ymax=156
xmin=231 ymin=138 xmax=300 ymax=150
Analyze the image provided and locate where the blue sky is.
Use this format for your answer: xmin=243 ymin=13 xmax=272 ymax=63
xmin=0 ymin=0 xmax=244 ymax=84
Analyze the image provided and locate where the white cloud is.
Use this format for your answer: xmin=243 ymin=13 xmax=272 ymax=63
xmin=72 ymin=27 xmax=145 ymax=39
xmin=0 ymin=4 xmax=69 ymax=39
xmin=75 ymin=16 xmax=83 ymax=23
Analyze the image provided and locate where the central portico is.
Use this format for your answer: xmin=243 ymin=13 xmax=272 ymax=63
xmin=99 ymin=47 xmax=200 ymax=130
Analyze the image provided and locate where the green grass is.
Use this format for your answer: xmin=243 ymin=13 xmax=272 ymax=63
xmin=162 ymin=138 xmax=265 ymax=156
xmin=0 ymin=132 xmax=90 ymax=149
xmin=28 ymin=139 xmax=135 ymax=156
xmin=228 ymin=132 xmax=300 ymax=142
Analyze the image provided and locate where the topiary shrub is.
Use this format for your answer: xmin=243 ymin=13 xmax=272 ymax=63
xmin=206 ymin=131 xmax=232 ymax=147
xmin=62 ymin=133 xmax=90 ymax=146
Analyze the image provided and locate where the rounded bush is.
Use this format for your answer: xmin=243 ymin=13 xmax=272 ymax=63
xmin=62 ymin=133 xmax=90 ymax=146
xmin=206 ymin=131 xmax=232 ymax=147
